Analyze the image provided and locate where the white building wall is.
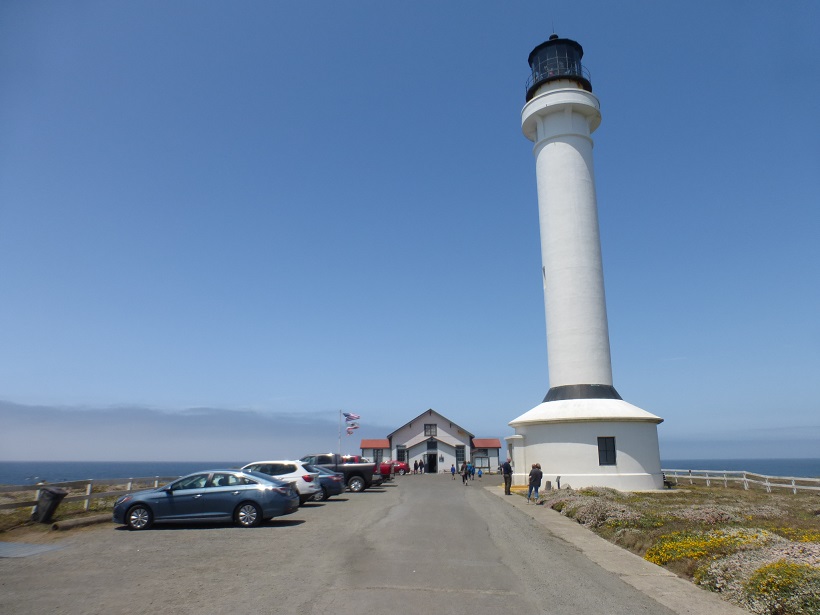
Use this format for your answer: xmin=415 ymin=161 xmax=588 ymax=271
xmin=362 ymin=448 xmax=389 ymax=462
xmin=390 ymin=411 xmax=472 ymax=473
xmin=508 ymin=421 xmax=663 ymax=491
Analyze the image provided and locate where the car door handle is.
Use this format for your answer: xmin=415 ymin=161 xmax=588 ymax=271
xmin=192 ymin=494 xmax=203 ymax=499
xmin=231 ymin=491 xmax=240 ymax=496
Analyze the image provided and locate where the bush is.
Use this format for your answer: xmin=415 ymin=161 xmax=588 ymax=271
xmin=645 ymin=528 xmax=772 ymax=566
xmin=743 ymin=561 xmax=820 ymax=615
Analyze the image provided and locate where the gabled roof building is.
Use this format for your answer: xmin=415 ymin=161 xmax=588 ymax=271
xmin=361 ymin=409 xmax=501 ymax=474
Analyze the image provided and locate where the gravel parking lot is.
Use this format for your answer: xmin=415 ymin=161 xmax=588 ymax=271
xmin=1 ymin=474 xmax=734 ymax=615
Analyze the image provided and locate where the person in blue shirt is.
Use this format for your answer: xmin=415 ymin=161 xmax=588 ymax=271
xmin=450 ymin=464 xmax=456 ymax=479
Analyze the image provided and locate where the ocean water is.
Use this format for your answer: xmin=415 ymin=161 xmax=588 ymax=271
xmin=0 ymin=461 xmax=245 ymax=486
xmin=1 ymin=458 xmax=818 ymax=486
xmin=661 ymin=458 xmax=820 ymax=479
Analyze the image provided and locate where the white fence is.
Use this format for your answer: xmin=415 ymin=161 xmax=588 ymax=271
xmin=0 ymin=477 xmax=180 ymax=513
xmin=662 ymin=468 xmax=820 ymax=494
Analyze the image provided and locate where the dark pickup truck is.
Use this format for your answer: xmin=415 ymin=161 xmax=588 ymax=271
xmin=299 ymin=454 xmax=383 ymax=492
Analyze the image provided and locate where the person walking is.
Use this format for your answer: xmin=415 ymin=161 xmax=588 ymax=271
xmin=413 ymin=460 xmax=418 ymax=475
xmin=502 ymin=458 xmax=513 ymax=495
xmin=461 ymin=461 xmax=469 ymax=485
xmin=477 ymin=468 xmax=483 ymax=480
xmin=527 ymin=463 xmax=543 ymax=503
xmin=451 ymin=464 xmax=456 ymax=479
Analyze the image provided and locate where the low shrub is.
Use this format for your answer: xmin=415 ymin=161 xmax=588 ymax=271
xmin=645 ymin=528 xmax=773 ymax=566
xmin=743 ymin=561 xmax=820 ymax=615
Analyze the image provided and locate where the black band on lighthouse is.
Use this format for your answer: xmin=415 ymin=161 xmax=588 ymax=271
xmin=543 ymin=384 xmax=622 ymax=402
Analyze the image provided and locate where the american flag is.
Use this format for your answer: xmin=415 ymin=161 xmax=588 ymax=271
xmin=343 ymin=412 xmax=361 ymax=422
xmin=346 ymin=424 xmax=360 ymax=435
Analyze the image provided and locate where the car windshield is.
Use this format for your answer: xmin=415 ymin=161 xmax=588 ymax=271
xmin=246 ymin=470 xmax=287 ymax=486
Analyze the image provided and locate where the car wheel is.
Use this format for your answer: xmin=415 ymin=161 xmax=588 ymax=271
xmin=347 ymin=476 xmax=365 ymax=492
xmin=398 ymin=468 xmax=406 ymax=475
xmin=126 ymin=504 xmax=153 ymax=531
xmin=235 ymin=502 xmax=261 ymax=527
xmin=313 ymin=488 xmax=328 ymax=502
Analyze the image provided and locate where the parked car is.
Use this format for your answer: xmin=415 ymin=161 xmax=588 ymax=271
xmin=377 ymin=461 xmax=396 ymax=481
xmin=305 ymin=464 xmax=345 ymax=501
xmin=112 ymin=469 xmax=299 ymax=531
xmin=380 ymin=460 xmax=409 ymax=476
xmin=300 ymin=453 xmax=383 ymax=492
xmin=242 ymin=460 xmax=321 ymax=505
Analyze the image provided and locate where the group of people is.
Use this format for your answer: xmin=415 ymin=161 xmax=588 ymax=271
xmin=451 ymin=462 xmax=482 ymax=484
xmin=410 ymin=458 xmax=544 ymax=502
xmin=501 ymin=458 xmax=543 ymax=503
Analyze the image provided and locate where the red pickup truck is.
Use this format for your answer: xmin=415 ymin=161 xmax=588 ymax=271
xmin=380 ymin=460 xmax=409 ymax=476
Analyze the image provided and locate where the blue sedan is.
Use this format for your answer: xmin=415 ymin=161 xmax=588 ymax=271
xmin=112 ymin=469 xmax=299 ymax=530
xmin=305 ymin=464 xmax=346 ymax=501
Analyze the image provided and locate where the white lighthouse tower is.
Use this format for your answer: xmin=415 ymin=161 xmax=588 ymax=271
xmin=508 ymin=34 xmax=664 ymax=491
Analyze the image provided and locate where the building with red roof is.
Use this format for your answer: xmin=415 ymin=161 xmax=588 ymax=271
xmin=359 ymin=409 xmax=502 ymax=474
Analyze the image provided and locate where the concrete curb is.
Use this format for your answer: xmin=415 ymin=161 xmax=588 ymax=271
xmin=486 ymin=486 xmax=749 ymax=615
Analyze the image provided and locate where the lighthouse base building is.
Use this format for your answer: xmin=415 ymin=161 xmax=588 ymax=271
xmin=506 ymin=399 xmax=664 ymax=491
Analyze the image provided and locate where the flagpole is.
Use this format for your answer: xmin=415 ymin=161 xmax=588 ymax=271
xmin=338 ymin=410 xmax=342 ymax=458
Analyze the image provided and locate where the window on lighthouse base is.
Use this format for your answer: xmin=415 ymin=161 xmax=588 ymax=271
xmin=598 ymin=437 xmax=616 ymax=466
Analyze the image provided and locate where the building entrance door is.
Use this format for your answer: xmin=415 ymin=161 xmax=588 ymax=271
xmin=425 ymin=453 xmax=438 ymax=474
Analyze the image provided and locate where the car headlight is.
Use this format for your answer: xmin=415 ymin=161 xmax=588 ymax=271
xmin=115 ymin=495 xmax=133 ymax=506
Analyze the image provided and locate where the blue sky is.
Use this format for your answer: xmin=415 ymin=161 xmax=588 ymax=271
xmin=1 ymin=2 xmax=818 ymax=461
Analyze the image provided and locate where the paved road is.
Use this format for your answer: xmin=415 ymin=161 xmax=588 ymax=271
xmin=0 ymin=473 xmax=746 ymax=614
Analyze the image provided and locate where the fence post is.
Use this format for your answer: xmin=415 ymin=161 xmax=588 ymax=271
xmin=792 ymin=479 xmax=797 ymax=495
xmin=723 ymin=473 xmax=728 ymax=488
xmin=688 ymin=469 xmax=693 ymax=485
xmin=31 ymin=488 xmax=41 ymax=517
xmin=743 ymin=473 xmax=748 ymax=490
xmin=84 ymin=481 xmax=93 ymax=511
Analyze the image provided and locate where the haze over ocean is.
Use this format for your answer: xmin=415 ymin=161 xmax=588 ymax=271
xmin=1 ymin=458 xmax=819 ymax=486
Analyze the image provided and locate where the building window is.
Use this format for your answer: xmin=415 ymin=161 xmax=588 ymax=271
xmin=426 ymin=438 xmax=437 ymax=451
xmin=396 ymin=445 xmax=407 ymax=463
xmin=424 ymin=424 xmax=437 ymax=437
xmin=455 ymin=445 xmax=465 ymax=466
xmin=374 ymin=450 xmax=383 ymax=464
xmin=598 ymin=437 xmax=616 ymax=465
